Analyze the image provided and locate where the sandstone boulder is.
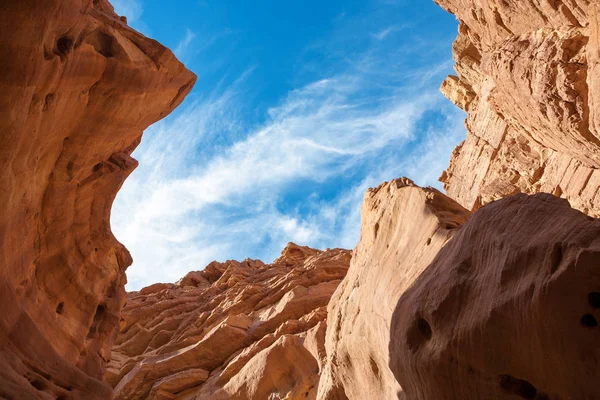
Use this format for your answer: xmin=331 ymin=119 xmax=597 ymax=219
xmin=318 ymin=178 xmax=600 ymax=399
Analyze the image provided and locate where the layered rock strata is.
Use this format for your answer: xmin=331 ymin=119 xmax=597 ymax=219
xmin=0 ymin=0 xmax=195 ymax=398
xmin=108 ymin=244 xmax=350 ymax=400
xmin=437 ymin=0 xmax=600 ymax=217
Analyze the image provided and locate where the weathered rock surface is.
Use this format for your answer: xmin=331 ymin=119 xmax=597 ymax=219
xmin=0 ymin=0 xmax=195 ymax=398
xmin=108 ymin=244 xmax=351 ymax=400
xmin=4 ymin=0 xmax=600 ymax=398
xmin=437 ymin=0 xmax=600 ymax=217
xmin=387 ymin=192 xmax=600 ymax=400
xmin=317 ymin=178 xmax=472 ymax=399
xmin=318 ymin=179 xmax=600 ymax=399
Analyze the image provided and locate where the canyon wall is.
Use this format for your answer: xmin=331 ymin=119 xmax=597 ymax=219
xmin=108 ymin=244 xmax=350 ymax=400
xmin=318 ymin=181 xmax=600 ymax=399
xmin=314 ymin=1 xmax=600 ymax=398
xmin=0 ymin=1 xmax=195 ymax=398
xmin=316 ymin=179 xmax=472 ymax=399
xmin=2 ymin=0 xmax=600 ymax=399
xmin=108 ymin=1 xmax=600 ymax=399
xmin=437 ymin=0 xmax=600 ymax=217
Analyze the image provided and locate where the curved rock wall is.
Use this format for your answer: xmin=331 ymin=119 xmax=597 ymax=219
xmin=437 ymin=0 xmax=600 ymax=217
xmin=0 ymin=1 xmax=195 ymax=398
xmin=4 ymin=0 xmax=600 ymax=399
xmin=388 ymin=192 xmax=600 ymax=399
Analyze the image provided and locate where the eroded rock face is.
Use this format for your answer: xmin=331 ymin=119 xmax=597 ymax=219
xmin=317 ymin=179 xmax=472 ymax=399
xmin=108 ymin=244 xmax=351 ymax=400
xmin=388 ymin=192 xmax=600 ymax=399
xmin=318 ymin=179 xmax=600 ymax=399
xmin=0 ymin=0 xmax=195 ymax=398
xmin=436 ymin=0 xmax=600 ymax=217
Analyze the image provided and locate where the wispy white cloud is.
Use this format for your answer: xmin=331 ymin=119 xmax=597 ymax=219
xmin=112 ymin=6 xmax=464 ymax=290
xmin=174 ymin=29 xmax=197 ymax=59
xmin=113 ymin=63 xmax=464 ymax=290
xmin=371 ymin=25 xmax=401 ymax=40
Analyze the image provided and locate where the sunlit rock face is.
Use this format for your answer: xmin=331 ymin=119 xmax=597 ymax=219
xmin=318 ymin=179 xmax=600 ymax=400
xmin=316 ymin=179 xmax=471 ymax=399
xmin=436 ymin=0 xmax=600 ymax=217
xmin=0 ymin=0 xmax=195 ymax=398
xmin=108 ymin=244 xmax=350 ymax=400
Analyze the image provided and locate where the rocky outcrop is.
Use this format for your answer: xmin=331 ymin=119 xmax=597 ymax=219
xmin=317 ymin=178 xmax=472 ymax=399
xmin=0 ymin=1 xmax=195 ymax=399
xmin=4 ymin=0 xmax=600 ymax=398
xmin=318 ymin=179 xmax=600 ymax=399
xmin=437 ymin=0 xmax=600 ymax=217
xmin=108 ymin=244 xmax=350 ymax=400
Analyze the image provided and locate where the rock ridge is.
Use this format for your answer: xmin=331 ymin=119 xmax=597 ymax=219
xmin=108 ymin=244 xmax=351 ymax=400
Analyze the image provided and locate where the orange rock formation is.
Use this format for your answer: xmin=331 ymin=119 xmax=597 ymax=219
xmin=437 ymin=0 xmax=600 ymax=217
xmin=317 ymin=179 xmax=471 ymax=399
xmin=318 ymin=180 xmax=600 ymax=399
xmin=2 ymin=0 xmax=600 ymax=399
xmin=0 ymin=0 xmax=195 ymax=398
xmin=108 ymin=244 xmax=350 ymax=399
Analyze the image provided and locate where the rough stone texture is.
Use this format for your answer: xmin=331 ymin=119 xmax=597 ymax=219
xmin=318 ymin=179 xmax=600 ymax=399
xmin=387 ymin=192 xmax=600 ymax=399
xmin=317 ymin=178 xmax=472 ymax=399
xmin=0 ymin=0 xmax=195 ymax=398
xmin=108 ymin=244 xmax=351 ymax=400
xmin=437 ymin=0 xmax=600 ymax=217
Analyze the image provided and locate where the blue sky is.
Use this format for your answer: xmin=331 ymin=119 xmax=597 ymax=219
xmin=110 ymin=0 xmax=465 ymax=290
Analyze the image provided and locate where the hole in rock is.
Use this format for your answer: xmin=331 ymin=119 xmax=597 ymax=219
xmin=407 ymin=316 xmax=433 ymax=350
xmin=86 ymin=304 xmax=106 ymax=339
xmin=589 ymin=292 xmax=600 ymax=309
xmin=581 ymin=314 xmax=598 ymax=328
xmin=499 ymin=374 xmax=537 ymax=399
xmin=417 ymin=318 xmax=432 ymax=340
xmin=30 ymin=378 xmax=48 ymax=391
xmin=92 ymin=163 xmax=102 ymax=173
xmin=55 ymin=302 xmax=64 ymax=315
xmin=56 ymin=36 xmax=73 ymax=56
xmin=373 ymin=223 xmax=380 ymax=239
xmin=91 ymin=31 xmax=116 ymax=58
xmin=42 ymin=93 xmax=55 ymax=112
xmin=369 ymin=356 xmax=380 ymax=377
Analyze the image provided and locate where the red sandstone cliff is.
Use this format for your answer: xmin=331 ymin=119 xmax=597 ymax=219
xmin=0 ymin=0 xmax=195 ymax=398
xmin=436 ymin=0 xmax=600 ymax=217
xmin=2 ymin=0 xmax=600 ymax=399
